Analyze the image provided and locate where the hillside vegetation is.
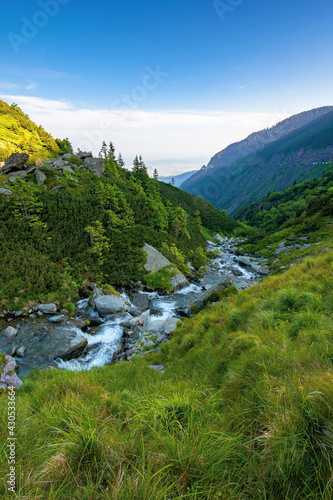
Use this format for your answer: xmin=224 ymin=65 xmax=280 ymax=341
xmin=0 ymin=100 xmax=62 ymax=163
xmin=1 ymin=196 xmax=332 ymax=498
xmin=181 ymin=107 xmax=333 ymax=215
xmin=0 ymin=150 xmax=238 ymax=312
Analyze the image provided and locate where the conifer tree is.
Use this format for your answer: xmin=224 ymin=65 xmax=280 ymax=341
xmin=99 ymin=141 xmax=108 ymax=159
xmin=153 ymin=168 xmax=158 ymax=179
xmin=117 ymin=152 xmax=125 ymax=168
xmin=107 ymin=141 xmax=116 ymax=160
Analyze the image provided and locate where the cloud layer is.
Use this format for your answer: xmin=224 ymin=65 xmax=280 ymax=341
xmin=0 ymin=94 xmax=289 ymax=174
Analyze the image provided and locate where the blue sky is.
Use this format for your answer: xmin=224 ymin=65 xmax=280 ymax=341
xmin=0 ymin=0 xmax=332 ymax=174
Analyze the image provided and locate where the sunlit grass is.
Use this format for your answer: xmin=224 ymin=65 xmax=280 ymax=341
xmin=0 ymin=250 xmax=332 ymax=498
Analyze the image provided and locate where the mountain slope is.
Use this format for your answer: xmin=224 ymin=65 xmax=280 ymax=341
xmin=3 ymin=171 xmax=333 ymax=499
xmin=159 ymin=169 xmax=198 ymax=188
xmin=0 ymin=100 xmax=60 ymax=163
xmin=0 ymin=148 xmax=238 ymax=310
xmin=181 ymin=107 xmax=333 ymax=215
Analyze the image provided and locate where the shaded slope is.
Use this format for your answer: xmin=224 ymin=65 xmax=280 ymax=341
xmin=182 ymin=108 xmax=333 ymax=215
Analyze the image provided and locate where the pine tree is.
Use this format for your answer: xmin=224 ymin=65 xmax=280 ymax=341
xmin=85 ymin=220 xmax=110 ymax=266
xmin=117 ymin=152 xmax=125 ymax=168
xmin=138 ymin=155 xmax=148 ymax=175
xmin=153 ymin=168 xmax=158 ymax=180
xmin=171 ymin=177 xmax=175 ymax=186
xmin=99 ymin=141 xmax=108 ymax=159
xmin=132 ymin=155 xmax=140 ymax=173
xmin=107 ymin=142 xmax=116 ymax=160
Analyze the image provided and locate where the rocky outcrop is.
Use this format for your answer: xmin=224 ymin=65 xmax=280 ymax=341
xmin=0 ymin=355 xmax=23 ymax=389
xmin=95 ymin=295 xmax=131 ymax=316
xmin=1 ymin=153 xmax=29 ymax=174
xmin=77 ymin=151 xmax=92 ymax=160
xmin=143 ymin=244 xmax=171 ymax=273
xmin=171 ymin=273 xmax=190 ymax=291
xmin=83 ymin=157 xmax=105 ymax=177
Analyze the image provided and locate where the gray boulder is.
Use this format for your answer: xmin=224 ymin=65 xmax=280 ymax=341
xmin=0 ymin=355 xmax=23 ymax=389
xmin=8 ymin=170 xmax=28 ymax=179
xmin=35 ymin=170 xmax=47 ymax=185
xmin=1 ymin=153 xmax=29 ymax=174
xmin=249 ymin=264 xmax=270 ymax=276
xmin=25 ymin=165 xmax=37 ymax=174
xmin=236 ymin=256 xmax=252 ymax=269
xmin=95 ymin=295 xmax=131 ymax=316
xmin=131 ymin=293 xmax=150 ymax=312
xmin=0 ymin=188 xmax=12 ymax=196
xmin=49 ymin=314 xmax=68 ymax=324
xmin=143 ymin=243 xmax=171 ymax=273
xmin=189 ymin=274 xmax=235 ymax=310
xmin=38 ymin=303 xmax=57 ymax=315
xmin=163 ymin=317 xmax=180 ymax=334
xmin=171 ymin=273 xmax=190 ymax=292
xmin=61 ymin=164 xmax=74 ymax=173
xmin=2 ymin=326 xmax=18 ymax=340
xmin=51 ymin=158 xmax=66 ymax=169
xmin=16 ymin=346 xmax=26 ymax=357
xmin=83 ymin=157 xmax=105 ymax=177
xmin=77 ymin=151 xmax=92 ymax=160
xmin=51 ymin=330 xmax=88 ymax=361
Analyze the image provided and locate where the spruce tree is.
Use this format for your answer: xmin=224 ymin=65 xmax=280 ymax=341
xmin=107 ymin=141 xmax=116 ymax=160
xmin=99 ymin=141 xmax=108 ymax=159
xmin=117 ymin=152 xmax=125 ymax=168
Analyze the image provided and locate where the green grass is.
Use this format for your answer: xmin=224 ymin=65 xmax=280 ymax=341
xmin=1 ymin=249 xmax=333 ymax=499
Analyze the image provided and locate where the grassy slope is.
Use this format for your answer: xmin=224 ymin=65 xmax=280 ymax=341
xmin=0 ymin=100 xmax=60 ymax=163
xmin=0 ymin=221 xmax=332 ymax=498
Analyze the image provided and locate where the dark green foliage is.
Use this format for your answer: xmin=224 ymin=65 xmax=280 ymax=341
xmin=0 ymin=156 xmax=236 ymax=307
xmin=145 ymin=267 xmax=173 ymax=291
xmin=237 ymin=162 xmax=333 ymax=234
xmin=55 ymin=138 xmax=73 ymax=155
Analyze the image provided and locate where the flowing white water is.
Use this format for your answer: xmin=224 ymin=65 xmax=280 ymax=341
xmin=55 ymin=315 xmax=131 ymax=371
xmin=55 ymin=240 xmax=262 ymax=371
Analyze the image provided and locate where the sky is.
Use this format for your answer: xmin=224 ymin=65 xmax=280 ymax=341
xmin=0 ymin=0 xmax=332 ymax=175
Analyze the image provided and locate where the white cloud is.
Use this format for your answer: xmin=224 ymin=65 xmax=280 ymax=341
xmin=0 ymin=94 xmax=290 ymax=175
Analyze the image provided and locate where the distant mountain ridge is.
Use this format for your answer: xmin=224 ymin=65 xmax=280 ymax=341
xmin=181 ymin=106 xmax=333 ymax=214
xmin=159 ymin=170 xmax=198 ymax=188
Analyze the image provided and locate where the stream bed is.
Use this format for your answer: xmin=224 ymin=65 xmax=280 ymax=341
xmin=0 ymin=238 xmax=269 ymax=376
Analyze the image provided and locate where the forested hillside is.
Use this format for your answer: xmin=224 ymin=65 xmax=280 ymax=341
xmin=2 ymin=151 xmax=333 ymax=500
xmin=0 ymin=150 xmax=238 ymax=311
